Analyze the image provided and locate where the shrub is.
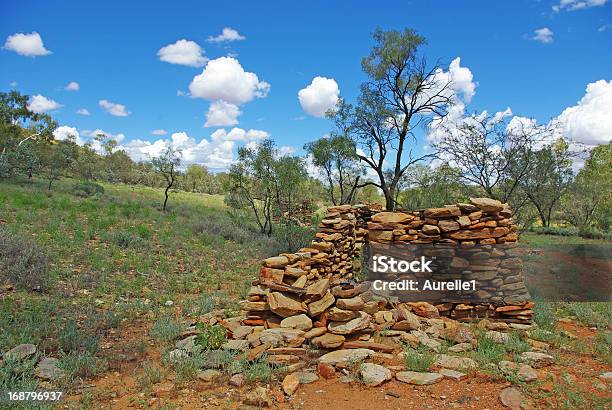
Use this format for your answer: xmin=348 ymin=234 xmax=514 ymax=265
xmin=474 ymin=333 xmax=506 ymax=365
xmin=194 ymin=323 xmax=227 ymax=350
xmin=105 ymin=230 xmax=147 ymax=249
xmin=60 ymin=351 xmax=106 ymax=381
xmin=269 ymin=223 xmax=314 ymax=255
xmin=72 ymin=181 xmax=105 ymax=198
xmin=150 ymin=315 xmax=183 ymax=345
xmin=402 ymin=345 xmax=437 ymax=372
xmin=0 ymin=226 xmax=53 ymax=291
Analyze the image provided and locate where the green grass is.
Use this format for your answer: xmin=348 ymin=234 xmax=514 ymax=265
xmin=402 ymin=344 xmax=437 ymax=372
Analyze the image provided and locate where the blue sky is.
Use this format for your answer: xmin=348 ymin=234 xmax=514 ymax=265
xmin=1 ymin=0 xmax=611 ymax=170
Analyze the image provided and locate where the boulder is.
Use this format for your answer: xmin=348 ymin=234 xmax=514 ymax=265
xmin=519 ymin=351 xmax=553 ymax=368
xmin=499 ymin=387 xmax=525 ymax=409
xmin=35 ymin=357 xmax=64 ymax=380
xmin=197 ymin=369 xmax=222 ymax=382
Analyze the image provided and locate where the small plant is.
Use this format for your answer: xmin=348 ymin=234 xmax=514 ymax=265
xmin=244 ymin=354 xmax=277 ymax=383
xmin=181 ymin=294 xmax=216 ymax=316
xmin=150 ymin=315 xmax=183 ymax=345
xmin=106 ymin=230 xmax=147 ymax=249
xmin=533 ymin=302 xmax=556 ymax=331
xmin=402 ymin=344 xmax=437 ymax=372
xmin=194 ymin=323 xmax=227 ymax=350
xmin=60 ymin=350 xmax=106 ymax=381
xmin=474 ymin=333 xmax=506 ymax=365
xmin=72 ymin=181 xmax=104 ymax=198
xmin=594 ymin=331 xmax=612 ymax=364
xmin=136 ymin=362 xmax=166 ymax=390
xmin=0 ymin=226 xmax=53 ymax=291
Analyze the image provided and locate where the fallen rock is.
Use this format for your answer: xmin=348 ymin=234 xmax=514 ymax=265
xmin=259 ymin=328 xmax=305 ymax=348
xmin=308 ymin=292 xmax=335 ymax=316
xmin=304 ymin=327 xmax=327 ymax=339
xmin=359 ymin=363 xmax=392 ymax=386
xmin=317 ymin=362 xmax=336 ymax=379
xmin=441 ymin=326 xmax=475 ymax=344
xmin=318 ymin=349 xmax=375 ymax=365
xmin=499 ymin=361 xmax=538 ymax=382
xmin=499 ymin=387 xmax=525 ymax=409
xmin=197 ymin=369 xmax=222 ymax=382
xmin=396 ymin=371 xmax=443 ymax=385
xmin=439 ymin=368 xmax=466 ymax=381
xmin=35 ymin=357 xmax=64 ymax=380
xmin=328 ymin=312 xmax=371 ymax=335
xmin=297 ymin=371 xmax=319 ymax=384
xmin=327 ymin=307 xmax=360 ymax=321
xmin=282 ymin=373 xmax=300 ymax=396
xmin=448 ymin=343 xmax=473 ymax=353
xmin=487 ymin=330 xmax=510 ymax=344
xmin=519 ymin=351 xmax=554 ymax=368
xmin=263 ymin=256 xmax=289 ymax=268
xmin=244 ymin=386 xmax=272 ymax=407
xmin=4 ymin=344 xmax=36 ymax=361
xmin=280 ymin=314 xmax=313 ymax=331
xmin=434 ymin=354 xmax=477 ymax=371
xmin=222 ymin=339 xmax=250 ymax=352
xmin=336 ymin=296 xmax=365 ymax=311
xmin=229 ymin=373 xmax=245 ymax=387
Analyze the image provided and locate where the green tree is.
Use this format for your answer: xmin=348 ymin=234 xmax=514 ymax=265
xmin=397 ymin=163 xmax=464 ymax=210
xmin=328 ymin=28 xmax=455 ymax=210
xmin=305 ymin=134 xmax=362 ymax=205
xmin=519 ymin=139 xmax=574 ymax=227
xmin=42 ymin=137 xmax=79 ymax=189
xmin=562 ymin=143 xmax=611 ymax=230
xmin=183 ymin=164 xmax=210 ymax=192
xmin=151 ymin=146 xmax=181 ymax=212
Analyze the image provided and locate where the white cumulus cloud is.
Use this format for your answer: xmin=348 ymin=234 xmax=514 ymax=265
xmin=188 ymin=57 xmax=270 ymax=105
xmin=532 ymin=27 xmax=554 ymax=44
xmin=207 ymin=27 xmax=246 ymax=43
xmin=157 ymin=39 xmax=208 ymax=67
xmin=64 ymin=81 xmax=80 ymax=91
xmin=99 ymin=99 xmax=130 ymax=116
xmin=553 ymin=0 xmax=608 ymax=11
xmin=298 ymin=77 xmax=340 ymax=118
xmin=3 ymin=32 xmax=51 ymax=57
xmin=76 ymin=108 xmax=90 ymax=116
xmin=152 ymin=129 xmax=168 ymax=135
xmin=205 ymin=100 xmax=241 ymax=127
xmin=210 ymin=127 xmax=269 ymax=142
xmin=53 ymin=126 xmax=83 ymax=145
xmin=27 ymin=94 xmax=62 ymax=113
xmin=556 ymin=79 xmax=612 ymax=146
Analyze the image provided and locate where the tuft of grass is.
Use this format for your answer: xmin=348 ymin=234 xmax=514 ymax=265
xmin=244 ymin=354 xmax=279 ymax=383
xmin=473 ymin=333 xmax=506 ymax=366
xmin=104 ymin=230 xmax=148 ymax=249
xmin=0 ymin=225 xmax=54 ymax=291
xmin=136 ymin=362 xmax=166 ymax=390
xmin=402 ymin=344 xmax=437 ymax=372
xmin=60 ymin=350 xmax=107 ymax=382
xmin=181 ymin=294 xmax=216 ymax=317
xmin=150 ymin=315 xmax=183 ymax=345
xmin=533 ymin=302 xmax=557 ymax=331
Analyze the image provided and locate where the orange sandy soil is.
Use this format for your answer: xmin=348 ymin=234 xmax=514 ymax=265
xmin=62 ymin=319 xmax=611 ymax=409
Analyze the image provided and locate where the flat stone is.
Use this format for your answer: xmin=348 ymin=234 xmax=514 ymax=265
xmin=434 ymin=354 xmax=477 ymax=371
xmin=487 ymin=330 xmax=510 ymax=344
xmin=423 ymin=207 xmax=461 ymax=218
xmin=244 ymin=386 xmax=272 ymax=407
xmin=439 ymin=368 xmax=466 ymax=381
xmin=308 ymin=291 xmax=335 ymax=316
xmin=499 ymin=387 xmax=525 ymax=409
xmin=304 ymin=327 xmax=327 ymax=339
xmin=176 ymin=335 xmax=197 ymax=353
xmin=297 ymin=371 xmax=319 ymax=384
xmin=197 ymin=369 xmax=222 ymax=382
xmin=371 ymin=212 xmax=414 ymax=224
xmin=35 ymin=357 xmax=64 ymax=380
xmin=318 ymin=349 xmax=375 ymax=365
xmin=407 ymin=302 xmax=439 ymax=318
xmin=438 ymin=220 xmax=460 ymax=232
xmin=441 ymin=326 xmax=475 ymax=344
xmin=4 ymin=344 xmax=36 ymax=361
xmin=282 ymin=373 xmax=300 ymax=396
xmin=519 ymin=351 xmax=554 ymax=368
xmin=448 ymin=343 xmax=473 ymax=353
xmin=312 ymin=333 xmax=345 ymax=349
xmin=267 ymin=292 xmax=307 ymax=318
xmin=280 ymin=314 xmax=312 ymax=331
xmin=342 ymin=341 xmax=394 ymax=353
xmin=259 ymin=328 xmax=305 ymax=348
xmin=328 ymin=312 xmax=371 ymax=335
xmin=359 ymin=363 xmax=392 ymax=386
xmin=422 ymin=224 xmax=440 ymax=235
xmin=222 ymin=339 xmax=250 ymax=352
xmin=263 ymin=256 xmax=289 ymax=268
xmin=229 ymin=373 xmax=246 ymax=387
xmin=305 ymin=279 xmax=330 ymax=301
xmin=499 ymin=361 xmax=538 ymax=382
xmin=470 ymin=197 xmax=504 ymax=213
xmin=396 ymin=371 xmax=443 ymax=385
xmin=336 ymin=296 xmax=365 ymax=311
xmin=327 ymin=307 xmax=360 ymax=321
